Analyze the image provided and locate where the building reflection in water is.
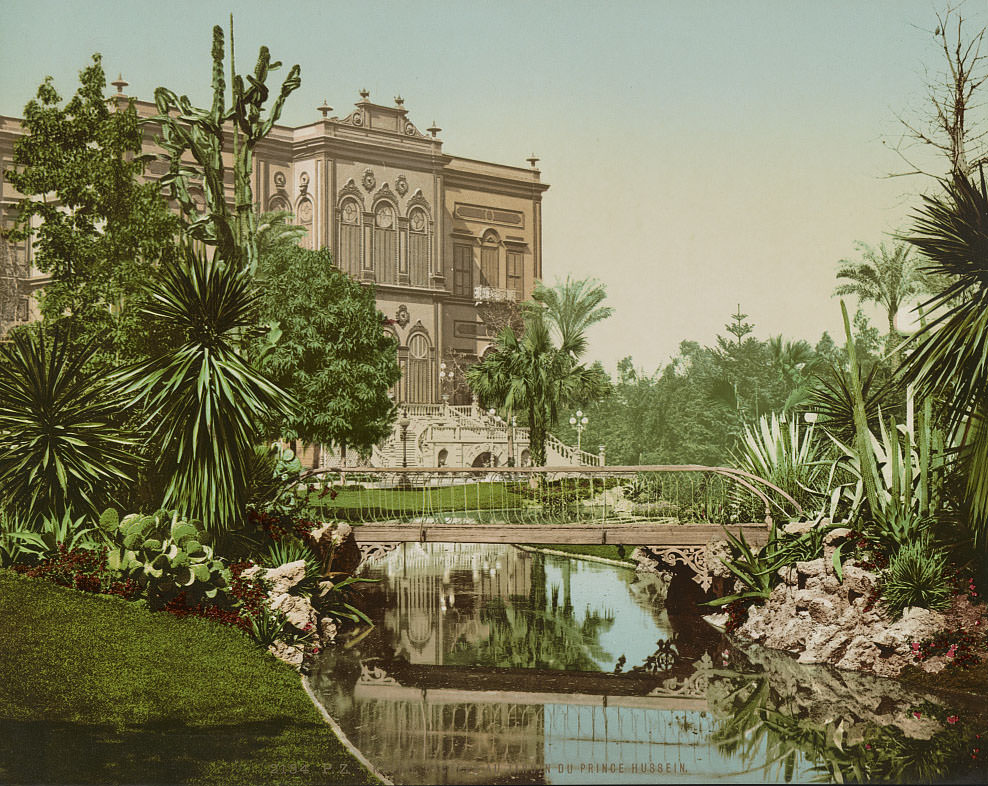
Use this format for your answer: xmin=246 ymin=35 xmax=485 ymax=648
xmin=310 ymin=544 xmax=781 ymax=785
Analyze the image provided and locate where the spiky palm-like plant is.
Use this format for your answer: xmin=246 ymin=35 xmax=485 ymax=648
xmin=0 ymin=329 xmax=137 ymax=523
xmin=116 ymin=247 xmax=295 ymax=531
xmin=901 ymin=174 xmax=988 ymax=541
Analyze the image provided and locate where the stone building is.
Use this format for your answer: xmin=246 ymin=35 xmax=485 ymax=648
xmin=0 ymin=86 xmax=548 ymax=406
xmin=0 ymin=85 xmax=604 ymax=468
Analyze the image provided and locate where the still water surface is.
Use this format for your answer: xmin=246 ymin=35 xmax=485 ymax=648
xmin=308 ymin=544 xmax=988 ymax=784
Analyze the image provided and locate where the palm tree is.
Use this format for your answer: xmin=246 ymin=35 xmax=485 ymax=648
xmin=467 ymin=277 xmax=612 ymax=466
xmin=524 ymin=275 xmax=614 ymax=357
xmin=834 ymin=240 xmax=929 ymax=366
xmin=900 ymin=173 xmax=988 ymax=541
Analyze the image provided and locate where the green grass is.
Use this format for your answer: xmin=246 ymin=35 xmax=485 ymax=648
xmin=0 ymin=570 xmax=378 ymax=786
xmin=523 ymin=544 xmax=637 ymax=564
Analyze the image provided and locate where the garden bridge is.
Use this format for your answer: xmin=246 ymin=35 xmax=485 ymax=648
xmin=301 ymin=465 xmax=800 ymax=590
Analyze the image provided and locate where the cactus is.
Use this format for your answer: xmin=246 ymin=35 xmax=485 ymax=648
xmin=151 ymin=19 xmax=301 ymax=274
xmin=103 ymin=509 xmax=230 ymax=608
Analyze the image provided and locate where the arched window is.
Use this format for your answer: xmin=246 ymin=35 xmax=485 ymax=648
xmin=408 ymin=207 xmax=430 ymax=287
xmin=480 ymin=229 xmax=500 ymax=288
xmin=338 ymin=198 xmax=362 ymax=277
xmin=373 ymin=201 xmax=397 ymax=285
xmin=296 ymin=197 xmax=313 ymax=250
xmin=406 ymin=331 xmax=433 ymax=403
xmin=267 ymin=195 xmax=289 ymax=213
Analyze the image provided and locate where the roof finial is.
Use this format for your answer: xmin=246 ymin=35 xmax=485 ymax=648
xmin=527 ymin=154 xmax=540 ymax=169
xmin=427 ymin=121 xmax=442 ymax=138
xmin=394 ymin=94 xmax=404 ymax=107
xmin=359 ymin=87 xmax=370 ymax=101
xmin=111 ymin=73 xmax=128 ymax=95
xmin=317 ymin=99 xmax=333 ymax=118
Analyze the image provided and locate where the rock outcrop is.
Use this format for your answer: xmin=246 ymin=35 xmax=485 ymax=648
xmin=735 ymin=530 xmax=958 ymax=678
xmin=241 ymin=549 xmax=349 ymax=668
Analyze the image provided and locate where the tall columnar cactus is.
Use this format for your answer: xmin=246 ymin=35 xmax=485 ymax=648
xmin=152 ymin=20 xmax=301 ymax=274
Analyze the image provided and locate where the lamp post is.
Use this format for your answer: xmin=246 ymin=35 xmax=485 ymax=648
xmin=399 ymin=408 xmax=410 ymax=468
xmin=439 ymin=362 xmax=449 ymax=404
xmin=569 ymin=410 xmax=589 ymax=454
xmin=487 ymin=407 xmax=497 ymax=467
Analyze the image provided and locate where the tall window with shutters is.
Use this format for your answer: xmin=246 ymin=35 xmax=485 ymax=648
xmin=480 ymin=230 xmax=499 ymax=287
xmin=408 ymin=207 xmax=429 ymax=287
xmin=453 ymin=244 xmax=474 ymax=297
xmin=406 ymin=332 xmax=433 ymax=403
xmin=338 ymin=198 xmax=362 ymax=278
xmin=506 ymin=251 xmax=524 ymax=298
xmin=373 ymin=202 xmax=397 ymax=284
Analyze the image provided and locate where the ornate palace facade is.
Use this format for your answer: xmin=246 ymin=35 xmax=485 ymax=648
xmin=0 ymin=86 xmax=548 ymax=407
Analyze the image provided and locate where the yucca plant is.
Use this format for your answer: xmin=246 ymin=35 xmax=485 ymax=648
xmin=264 ymin=537 xmax=320 ymax=579
xmin=0 ymin=329 xmax=137 ymax=524
xmin=900 ymin=172 xmax=988 ymax=543
xmin=730 ymin=412 xmax=827 ymax=514
xmin=115 ymin=247 xmax=296 ymax=532
xmin=881 ymin=537 xmax=952 ymax=618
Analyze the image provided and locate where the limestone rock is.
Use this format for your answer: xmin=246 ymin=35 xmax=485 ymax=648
xmin=783 ymin=521 xmax=816 ymax=537
xmin=835 ymin=635 xmax=881 ymax=672
xmin=268 ymin=640 xmax=304 ymax=668
xmin=269 ymin=592 xmax=318 ymax=630
xmin=807 ymin=596 xmax=838 ymax=625
xmin=318 ymin=617 xmax=338 ymax=645
xmin=796 ymin=559 xmax=825 ymax=578
xmin=264 ymin=560 xmax=307 ymax=595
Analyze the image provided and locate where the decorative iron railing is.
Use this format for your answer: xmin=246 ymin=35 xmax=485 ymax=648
xmin=296 ymin=465 xmax=803 ymax=528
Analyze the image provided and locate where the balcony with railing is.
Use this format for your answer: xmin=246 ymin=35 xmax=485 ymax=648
xmin=473 ymin=285 xmax=518 ymax=304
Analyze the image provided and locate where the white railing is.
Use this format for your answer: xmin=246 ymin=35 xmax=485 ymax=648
xmin=473 ymin=285 xmax=519 ymax=303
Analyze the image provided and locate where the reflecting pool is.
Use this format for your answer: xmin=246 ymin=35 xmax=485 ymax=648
xmin=307 ymin=543 xmax=988 ymax=784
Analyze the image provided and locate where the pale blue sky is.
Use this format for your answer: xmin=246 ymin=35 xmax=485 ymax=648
xmin=0 ymin=0 xmax=976 ymax=372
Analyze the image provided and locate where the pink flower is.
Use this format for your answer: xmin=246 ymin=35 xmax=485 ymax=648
xmin=911 ymin=642 xmax=920 ymax=651
xmin=948 ymin=716 xmax=959 ymax=724
xmin=865 ymin=744 xmax=871 ymax=750
xmin=913 ymin=711 xmax=922 ymax=719
xmin=947 ymin=645 xmax=958 ymax=658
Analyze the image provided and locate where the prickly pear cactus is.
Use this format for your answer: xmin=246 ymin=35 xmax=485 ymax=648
xmin=102 ymin=508 xmax=231 ymax=608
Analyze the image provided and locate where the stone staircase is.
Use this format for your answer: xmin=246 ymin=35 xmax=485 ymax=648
xmin=316 ymin=402 xmax=603 ymax=469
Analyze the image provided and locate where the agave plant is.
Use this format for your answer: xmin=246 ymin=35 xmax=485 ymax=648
xmin=8 ymin=511 xmax=100 ymax=562
xmin=115 ymin=247 xmax=296 ymax=532
xmin=0 ymin=329 xmax=137 ymax=524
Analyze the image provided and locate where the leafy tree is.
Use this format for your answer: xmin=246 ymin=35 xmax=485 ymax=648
xmin=4 ymin=55 xmax=180 ymax=362
xmin=252 ymin=243 xmax=400 ymax=462
xmin=834 ymin=240 xmax=931 ymax=366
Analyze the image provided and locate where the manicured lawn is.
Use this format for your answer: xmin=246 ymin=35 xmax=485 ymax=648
xmin=0 ymin=570 xmax=378 ymax=786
